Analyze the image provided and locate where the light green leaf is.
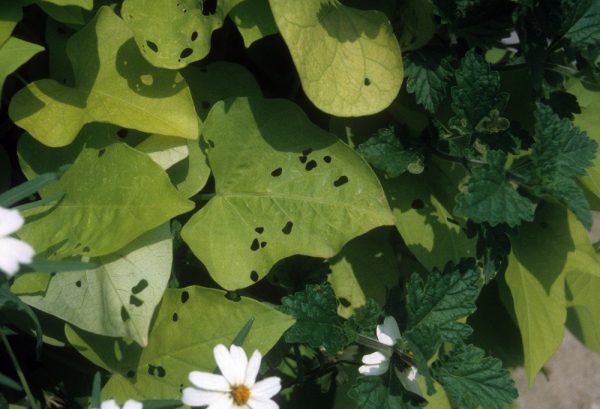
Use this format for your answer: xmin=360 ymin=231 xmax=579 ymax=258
xmin=121 ymin=0 xmax=240 ymax=69
xmin=269 ymin=0 xmax=403 ymax=116
xmin=328 ymin=229 xmax=398 ymax=318
xmin=0 ymin=37 xmax=44 ymax=98
xmin=14 ymin=224 xmax=173 ymax=346
xmin=167 ymin=139 xmax=211 ymax=199
xmin=39 ymin=0 xmax=93 ymax=9
xmin=100 ymin=286 xmax=294 ymax=400
xmin=566 ymin=269 xmax=600 ymax=355
xmin=8 ymin=6 xmax=199 ymax=147
xmin=182 ymin=97 xmax=394 ymax=290
xmin=230 ymin=0 xmax=279 ymax=47
xmin=18 ymin=142 xmax=193 ymax=258
xmin=503 ymin=204 xmax=595 ymax=386
xmin=134 ymin=135 xmax=189 ymax=170
xmin=383 ymin=159 xmax=476 ymax=271
xmin=0 ymin=3 xmax=23 ymax=46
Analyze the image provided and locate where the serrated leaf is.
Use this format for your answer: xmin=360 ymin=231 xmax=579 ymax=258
xmin=14 ymin=224 xmax=172 ymax=346
xmin=565 ymin=0 xmax=600 ymax=45
xmin=18 ymin=143 xmax=193 ymax=258
xmin=345 ymin=299 xmax=383 ymax=335
xmin=432 ymin=344 xmax=517 ymax=409
xmin=9 ymin=7 xmax=199 ymax=147
xmin=0 ymin=37 xmax=44 ymax=99
xmin=181 ymin=97 xmax=394 ymax=290
xmin=405 ymin=50 xmax=453 ymax=113
xmin=280 ymin=284 xmax=354 ymax=352
xmin=348 ymin=374 xmax=424 ymax=409
xmin=454 ymin=150 xmax=536 ymax=227
xmin=269 ymin=0 xmax=403 ymax=116
xmin=99 ymin=286 xmax=293 ymax=400
xmin=229 ymin=0 xmax=279 ymax=48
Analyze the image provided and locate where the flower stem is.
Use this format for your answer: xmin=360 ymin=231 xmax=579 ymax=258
xmin=1 ymin=330 xmax=40 ymax=409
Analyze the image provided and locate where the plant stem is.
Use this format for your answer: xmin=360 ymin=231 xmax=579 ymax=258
xmin=0 ymin=330 xmax=40 ymax=409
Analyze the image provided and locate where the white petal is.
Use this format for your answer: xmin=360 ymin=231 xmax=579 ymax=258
xmin=407 ymin=366 xmax=418 ymax=381
xmin=0 ymin=237 xmax=34 ymax=275
xmin=250 ymin=377 xmax=281 ymax=399
xmin=182 ymin=387 xmax=226 ymax=407
xmin=101 ymin=400 xmax=120 ymax=409
xmin=229 ymin=344 xmax=248 ymax=385
xmin=376 ymin=316 xmax=401 ymax=346
xmin=122 ymin=400 xmax=143 ymax=409
xmin=206 ymin=393 xmax=234 ymax=409
xmin=358 ymin=362 xmax=389 ymax=376
xmin=397 ymin=367 xmax=423 ymax=397
xmin=213 ymin=344 xmax=239 ymax=386
xmin=361 ymin=351 xmax=388 ymax=365
xmin=245 ymin=350 xmax=262 ymax=387
xmin=189 ymin=371 xmax=230 ymax=392
xmin=247 ymin=397 xmax=278 ymax=409
xmin=0 ymin=208 xmax=24 ymax=237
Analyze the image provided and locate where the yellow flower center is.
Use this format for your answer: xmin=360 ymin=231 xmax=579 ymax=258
xmin=230 ymin=385 xmax=251 ymax=405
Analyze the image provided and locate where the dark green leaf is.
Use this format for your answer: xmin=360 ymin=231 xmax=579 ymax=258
xmin=346 ymin=299 xmax=383 ymax=336
xmin=357 ymin=127 xmax=423 ymax=177
xmin=231 ymin=317 xmax=255 ymax=347
xmin=348 ymin=375 xmax=424 ymax=409
xmin=0 ymin=372 xmax=21 ymax=392
xmin=0 ymin=287 xmax=42 ymax=353
xmin=405 ymin=50 xmax=453 ymax=113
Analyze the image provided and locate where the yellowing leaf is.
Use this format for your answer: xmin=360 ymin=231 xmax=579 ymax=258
xmin=269 ymin=0 xmax=403 ymax=116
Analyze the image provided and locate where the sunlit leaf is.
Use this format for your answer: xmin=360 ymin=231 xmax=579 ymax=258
xmin=0 ymin=37 xmax=44 ymax=100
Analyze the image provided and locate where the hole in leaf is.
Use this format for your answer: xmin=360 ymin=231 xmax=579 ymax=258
xmin=179 ymin=384 xmax=184 ymax=393
xmin=191 ymin=31 xmax=198 ymax=41
xmin=339 ymin=297 xmax=351 ymax=307
xmin=271 ymin=168 xmax=282 ymax=177
xmin=180 ymin=48 xmax=193 ymax=59
xmin=255 ymin=227 xmax=264 ymax=234
xmin=299 ymin=155 xmax=307 ymax=164
xmin=82 ymin=246 xmax=90 ymax=253
xmin=172 ymin=312 xmax=178 ymax=322
xmin=201 ymin=101 xmax=211 ymax=110
xmin=364 ymin=77 xmax=371 ymax=86
xmin=131 ymin=279 xmax=149 ymax=294
xmin=260 ymin=241 xmax=267 ymax=248
xmin=126 ymin=370 xmax=135 ymax=378
xmin=207 ymin=139 xmax=215 ymax=148
xmin=129 ymin=295 xmax=144 ymax=307
xmin=305 ymin=160 xmax=317 ymax=171
xmin=98 ymin=149 xmax=106 ymax=158
xmin=120 ymin=307 xmax=130 ymax=322
xmin=148 ymin=365 xmax=166 ymax=377
xmin=250 ymin=239 xmax=260 ymax=251
xmin=75 ymin=280 xmax=82 ymax=287
xmin=282 ymin=221 xmax=293 ymax=235
xmin=411 ymin=199 xmax=424 ymax=209
xmin=117 ymin=128 xmax=128 ymax=138
xmin=250 ymin=271 xmax=259 ymax=282
xmin=181 ymin=291 xmax=190 ymax=303
xmin=225 ymin=291 xmax=241 ymax=302
xmin=202 ymin=0 xmax=217 ymax=15
xmin=146 ymin=40 xmax=159 ymax=52
xmin=333 ymin=176 xmax=349 ymax=187
xmin=302 ymin=148 xmax=313 ymax=156
xmin=323 ymin=156 xmax=332 ymax=163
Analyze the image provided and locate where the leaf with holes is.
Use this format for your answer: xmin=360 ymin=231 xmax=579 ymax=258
xmin=181 ymin=97 xmax=394 ymax=290
xmin=17 ymin=142 xmax=193 ymax=258
xmin=100 ymin=286 xmax=294 ymax=400
xmin=13 ymin=223 xmax=172 ymax=346
xmin=269 ymin=0 xmax=403 ymax=116
xmin=8 ymin=6 xmax=199 ymax=147
xmin=122 ymin=0 xmax=241 ymax=69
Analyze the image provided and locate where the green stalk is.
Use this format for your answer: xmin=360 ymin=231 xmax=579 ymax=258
xmin=1 ymin=331 xmax=40 ymax=409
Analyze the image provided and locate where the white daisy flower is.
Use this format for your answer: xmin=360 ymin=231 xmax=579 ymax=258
xmin=0 ymin=207 xmax=35 ymax=276
xmin=182 ymin=344 xmax=281 ymax=409
xmin=358 ymin=316 xmax=421 ymax=396
xmin=100 ymin=399 xmax=142 ymax=409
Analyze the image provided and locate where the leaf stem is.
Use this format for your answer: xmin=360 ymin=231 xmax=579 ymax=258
xmin=0 ymin=330 xmax=40 ymax=409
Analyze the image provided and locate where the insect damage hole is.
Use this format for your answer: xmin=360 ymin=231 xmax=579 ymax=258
xmin=98 ymin=149 xmax=106 ymax=158
xmin=120 ymin=306 xmax=130 ymax=322
xmin=191 ymin=31 xmax=198 ymax=41
xmin=129 ymin=295 xmax=144 ymax=307
xmin=323 ymin=156 xmax=332 ymax=163
xmin=250 ymin=271 xmax=259 ymax=282
xmin=333 ymin=176 xmax=349 ymax=187
xmin=250 ymin=239 xmax=260 ymax=251
xmin=305 ymin=160 xmax=317 ymax=171
xmin=255 ymin=227 xmax=264 ymax=234
xmin=364 ymin=77 xmax=371 ymax=86
xmin=282 ymin=221 xmax=293 ymax=235
xmin=172 ymin=312 xmax=179 ymax=322
xmin=146 ymin=40 xmax=159 ymax=52
xmin=131 ymin=279 xmax=149 ymax=294
xmin=271 ymin=168 xmax=282 ymax=177
xmin=225 ymin=291 xmax=241 ymax=302
xmin=148 ymin=365 xmax=166 ymax=377
xmin=180 ymin=291 xmax=190 ymax=303
xmin=75 ymin=280 xmax=82 ymax=287
xmin=180 ymin=48 xmax=193 ymax=59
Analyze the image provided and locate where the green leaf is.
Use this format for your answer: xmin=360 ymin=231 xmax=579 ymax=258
xmin=0 ymin=3 xmax=23 ymax=46
xmin=38 ymin=0 xmax=93 ymax=9
xmin=566 ymin=269 xmax=600 ymax=355
xmin=100 ymin=286 xmax=294 ymax=400
xmin=432 ymin=344 xmax=517 ymax=409
xmin=18 ymin=143 xmax=193 ymax=258
xmin=327 ymin=229 xmax=398 ymax=318
xmin=280 ymin=284 xmax=354 ymax=352
xmin=451 ymin=50 xmax=509 ymax=129
xmin=0 ymin=37 xmax=44 ymax=99
xmin=166 ymin=139 xmax=211 ymax=199
xmin=269 ymin=0 xmax=403 ymax=116
xmin=14 ymin=223 xmax=172 ymax=346
xmin=357 ymin=127 xmax=423 ymax=178
xmin=394 ymin=0 xmax=435 ymax=51
xmin=525 ymin=103 xmax=597 ymax=229
xmin=345 ymin=299 xmax=383 ymax=336
xmin=229 ymin=0 xmax=279 ymax=48
xmin=454 ymin=150 xmax=536 ymax=227
xmin=405 ymin=50 xmax=453 ymax=113
xmin=181 ymin=97 xmax=394 ymax=290
xmin=405 ymin=268 xmax=480 ymax=345
xmin=503 ymin=203 xmax=599 ymax=386
xmin=383 ymin=159 xmax=476 ymax=271
xmin=565 ymin=0 xmax=600 ymax=46
xmin=8 ymin=6 xmax=199 ymax=147
xmin=121 ymin=0 xmax=240 ymax=69
xmin=0 ymin=287 xmax=42 ymax=352
xmin=348 ymin=375 xmax=423 ymax=409
xmin=37 ymin=2 xmax=86 ymax=25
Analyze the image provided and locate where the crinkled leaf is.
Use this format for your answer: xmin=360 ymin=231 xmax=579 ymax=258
xmin=14 ymin=224 xmax=172 ymax=346
xmin=18 ymin=143 xmax=193 ymax=258
xmin=455 ymin=150 xmax=536 ymax=227
xmin=229 ymin=0 xmax=278 ymax=47
xmin=348 ymin=375 xmax=424 ymax=409
xmin=405 ymin=50 xmax=453 ymax=113
xmin=432 ymin=344 xmax=517 ymax=409
xmin=345 ymin=299 xmax=383 ymax=336
xmin=0 ymin=37 xmax=44 ymax=98
xmin=9 ymin=7 xmax=199 ymax=147
xmin=280 ymin=284 xmax=354 ymax=352
xmin=269 ymin=0 xmax=403 ymax=116
xmin=100 ymin=286 xmax=294 ymax=400
xmin=182 ymin=97 xmax=394 ymax=290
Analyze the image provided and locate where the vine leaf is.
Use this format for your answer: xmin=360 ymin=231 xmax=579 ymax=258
xmin=269 ymin=0 xmax=403 ymax=116
xmin=14 ymin=224 xmax=173 ymax=346
xmin=9 ymin=6 xmax=199 ymax=147
xmin=181 ymin=97 xmax=394 ymax=290
xmin=0 ymin=37 xmax=44 ymax=100
xmin=229 ymin=0 xmax=279 ymax=48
